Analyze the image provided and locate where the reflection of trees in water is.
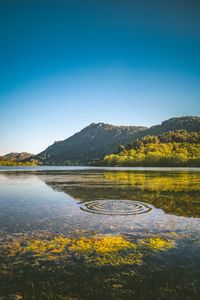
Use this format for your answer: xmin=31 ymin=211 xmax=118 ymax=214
xmin=44 ymin=171 xmax=200 ymax=218
xmin=104 ymin=171 xmax=200 ymax=192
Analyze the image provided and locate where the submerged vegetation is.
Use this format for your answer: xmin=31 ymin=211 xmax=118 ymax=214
xmin=2 ymin=231 xmax=195 ymax=300
xmin=0 ymin=170 xmax=199 ymax=299
xmin=101 ymin=130 xmax=200 ymax=167
xmin=1 ymin=234 xmax=175 ymax=267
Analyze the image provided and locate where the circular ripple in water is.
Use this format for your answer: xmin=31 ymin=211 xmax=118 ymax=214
xmin=80 ymin=200 xmax=152 ymax=215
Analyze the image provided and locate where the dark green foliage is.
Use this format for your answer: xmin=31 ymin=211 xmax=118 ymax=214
xmin=34 ymin=123 xmax=146 ymax=165
xmin=128 ymin=130 xmax=200 ymax=149
xmin=133 ymin=116 xmax=200 ymax=141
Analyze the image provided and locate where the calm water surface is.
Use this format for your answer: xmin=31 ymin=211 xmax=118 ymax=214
xmin=0 ymin=167 xmax=200 ymax=299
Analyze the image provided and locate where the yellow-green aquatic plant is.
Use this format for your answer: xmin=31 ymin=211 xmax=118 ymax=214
xmin=68 ymin=235 xmax=141 ymax=266
xmin=69 ymin=236 xmax=136 ymax=253
xmin=138 ymin=237 xmax=175 ymax=251
xmin=1 ymin=235 xmax=175 ymax=267
xmin=26 ymin=236 xmax=72 ymax=254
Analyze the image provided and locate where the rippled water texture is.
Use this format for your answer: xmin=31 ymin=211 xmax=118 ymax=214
xmin=0 ymin=168 xmax=200 ymax=299
xmin=81 ymin=200 xmax=152 ymax=215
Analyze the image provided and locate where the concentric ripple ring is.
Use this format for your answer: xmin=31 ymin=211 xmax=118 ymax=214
xmin=80 ymin=200 xmax=152 ymax=215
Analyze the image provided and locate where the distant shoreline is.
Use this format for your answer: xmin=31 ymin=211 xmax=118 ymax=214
xmin=1 ymin=165 xmax=200 ymax=172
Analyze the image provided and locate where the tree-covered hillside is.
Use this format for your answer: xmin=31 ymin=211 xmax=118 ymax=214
xmin=101 ymin=130 xmax=200 ymax=167
xmin=33 ymin=116 xmax=200 ymax=165
xmin=2 ymin=152 xmax=33 ymax=161
xmin=34 ymin=123 xmax=147 ymax=165
xmin=0 ymin=152 xmax=38 ymax=166
xmin=2 ymin=116 xmax=199 ymax=166
xmin=133 ymin=116 xmax=200 ymax=140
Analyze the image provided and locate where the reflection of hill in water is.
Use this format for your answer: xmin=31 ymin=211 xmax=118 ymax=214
xmin=43 ymin=171 xmax=200 ymax=218
xmin=105 ymin=171 xmax=200 ymax=192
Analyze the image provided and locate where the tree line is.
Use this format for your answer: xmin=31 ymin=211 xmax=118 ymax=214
xmin=100 ymin=130 xmax=200 ymax=167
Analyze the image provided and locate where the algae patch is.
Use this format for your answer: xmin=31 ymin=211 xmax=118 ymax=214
xmin=1 ymin=235 xmax=175 ymax=267
xmin=138 ymin=237 xmax=175 ymax=251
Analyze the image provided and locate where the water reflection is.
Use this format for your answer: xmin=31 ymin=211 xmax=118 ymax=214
xmin=0 ymin=171 xmax=199 ymax=237
xmin=0 ymin=170 xmax=200 ymax=299
xmin=43 ymin=170 xmax=200 ymax=218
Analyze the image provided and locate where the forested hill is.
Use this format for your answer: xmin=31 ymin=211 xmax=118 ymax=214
xmin=132 ymin=116 xmax=200 ymax=140
xmin=101 ymin=130 xmax=200 ymax=167
xmin=2 ymin=116 xmax=199 ymax=166
xmin=35 ymin=116 xmax=199 ymax=165
xmin=34 ymin=123 xmax=147 ymax=165
xmin=2 ymin=152 xmax=33 ymax=161
xmin=0 ymin=152 xmax=38 ymax=166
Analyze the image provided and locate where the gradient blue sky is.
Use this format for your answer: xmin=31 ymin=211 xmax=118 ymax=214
xmin=0 ymin=0 xmax=200 ymax=155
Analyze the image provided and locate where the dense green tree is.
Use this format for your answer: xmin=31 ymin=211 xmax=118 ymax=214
xmin=101 ymin=130 xmax=200 ymax=167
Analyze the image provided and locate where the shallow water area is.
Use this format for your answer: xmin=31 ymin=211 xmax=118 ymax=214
xmin=80 ymin=199 xmax=153 ymax=215
xmin=0 ymin=167 xmax=200 ymax=299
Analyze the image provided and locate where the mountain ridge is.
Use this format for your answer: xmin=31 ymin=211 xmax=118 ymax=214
xmin=2 ymin=116 xmax=200 ymax=166
xmin=34 ymin=115 xmax=200 ymax=165
xmin=34 ymin=122 xmax=147 ymax=164
xmin=132 ymin=116 xmax=200 ymax=140
xmin=1 ymin=152 xmax=34 ymax=161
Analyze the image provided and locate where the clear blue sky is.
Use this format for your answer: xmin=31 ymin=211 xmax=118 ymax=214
xmin=0 ymin=0 xmax=200 ymax=155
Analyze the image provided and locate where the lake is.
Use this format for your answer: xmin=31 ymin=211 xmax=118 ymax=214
xmin=0 ymin=167 xmax=200 ymax=299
